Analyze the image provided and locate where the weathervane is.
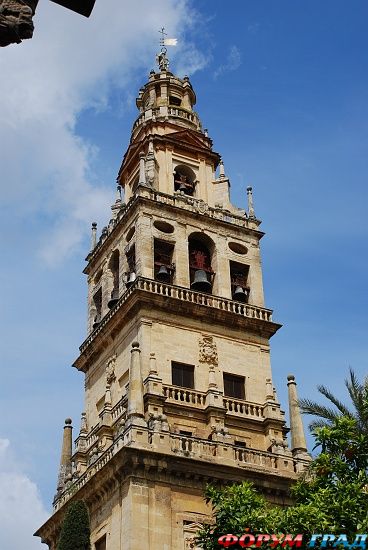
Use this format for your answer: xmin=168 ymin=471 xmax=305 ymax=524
xmin=156 ymin=27 xmax=177 ymax=72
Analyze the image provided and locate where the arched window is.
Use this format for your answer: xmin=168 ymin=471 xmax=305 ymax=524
xmin=107 ymin=250 xmax=120 ymax=309
xmin=174 ymin=164 xmax=196 ymax=196
xmin=188 ymin=233 xmax=214 ymax=293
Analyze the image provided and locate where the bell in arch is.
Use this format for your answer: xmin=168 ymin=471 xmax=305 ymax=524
xmin=232 ymin=286 xmax=248 ymax=303
xmin=191 ymin=270 xmax=212 ymax=293
xmin=156 ymin=265 xmax=171 ymax=282
xmin=92 ymin=314 xmax=101 ymax=330
xmin=107 ymin=288 xmax=119 ymax=309
xmin=126 ymin=272 xmax=137 ymax=288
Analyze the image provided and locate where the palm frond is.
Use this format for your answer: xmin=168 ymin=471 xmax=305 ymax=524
xmin=308 ymin=418 xmax=331 ymax=433
xmin=316 ymin=384 xmax=352 ymax=417
xmin=345 ymin=368 xmax=365 ymax=424
xmin=298 ymin=398 xmax=343 ymax=423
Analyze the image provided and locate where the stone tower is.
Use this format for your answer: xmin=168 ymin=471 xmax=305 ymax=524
xmin=36 ymin=48 xmax=309 ymax=550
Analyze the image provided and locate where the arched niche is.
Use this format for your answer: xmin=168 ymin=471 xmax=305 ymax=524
xmin=173 ymin=164 xmax=197 ymax=196
xmin=188 ymin=232 xmax=215 ymax=293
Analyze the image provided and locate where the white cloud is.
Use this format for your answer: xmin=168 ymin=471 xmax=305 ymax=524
xmin=0 ymin=0 xmax=204 ymax=266
xmin=214 ymin=45 xmax=242 ymax=79
xmin=0 ymin=438 xmax=48 ymax=550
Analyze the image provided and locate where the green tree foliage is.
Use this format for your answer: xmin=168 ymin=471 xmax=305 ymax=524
xmin=197 ymin=417 xmax=368 ymax=549
xmin=57 ymin=500 xmax=91 ymax=550
xmin=299 ymin=369 xmax=368 ymax=434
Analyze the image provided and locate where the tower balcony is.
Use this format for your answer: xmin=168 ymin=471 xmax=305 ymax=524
xmin=76 ymin=277 xmax=281 ymax=365
xmin=132 ymin=105 xmax=201 ymax=137
xmin=54 ymin=425 xmax=310 ymax=513
xmin=163 ymin=384 xmax=264 ymax=420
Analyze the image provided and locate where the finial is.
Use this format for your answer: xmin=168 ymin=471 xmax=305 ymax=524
xmin=247 ymin=186 xmax=256 ymax=218
xmin=219 ymin=158 xmax=225 ymax=179
xmin=156 ymin=27 xmax=177 ymax=72
xmin=80 ymin=412 xmax=87 ymax=435
xmin=138 ymin=151 xmax=147 ymax=186
xmin=91 ymin=222 xmax=97 ymax=250
xmin=204 ymin=128 xmax=209 ymax=137
xmin=149 ymin=353 xmax=158 ymax=375
xmin=115 ymin=185 xmax=122 ymax=203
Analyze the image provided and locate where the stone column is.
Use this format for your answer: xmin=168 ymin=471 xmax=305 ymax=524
xmin=57 ymin=418 xmax=73 ymax=491
xmin=139 ymin=152 xmax=147 ymax=186
xmin=126 ymin=342 xmax=146 ymax=427
xmin=287 ymin=374 xmax=308 ymax=455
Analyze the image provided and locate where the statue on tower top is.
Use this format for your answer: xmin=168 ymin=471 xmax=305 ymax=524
xmin=156 ymin=27 xmax=177 ymax=72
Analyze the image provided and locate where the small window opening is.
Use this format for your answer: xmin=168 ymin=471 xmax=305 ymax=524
xmin=230 ymin=261 xmax=249 ymax=303
xmin=95 ymin=535 xmax=106 ymax=550
xmin=154 ymin=239 xmax=174 ymax=283
xmin=169 ymin=95 xmax=181 ymax=106
xmin=234 ymin=440 xmax=247 ymax=448
xmin=223 ymin=373 xmax=245 ymax=400
xmin=172 ymin=362 xmax=195 ymax=389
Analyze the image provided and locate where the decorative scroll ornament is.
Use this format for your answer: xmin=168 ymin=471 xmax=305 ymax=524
xmin=199 ymin=335 xmax=218 ymax=366
xmin=106 ymin=355 xmax=116 ymax=385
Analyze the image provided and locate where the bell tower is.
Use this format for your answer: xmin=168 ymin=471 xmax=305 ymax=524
xmin=36 ymin=46 xmax=310 ymax=550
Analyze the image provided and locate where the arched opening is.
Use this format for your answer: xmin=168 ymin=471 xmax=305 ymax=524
xmin=107 ymin=250 xmax=120 ymax=309
xmin=92 ymin=288 xmax=102 ymax=329
xmin=154 ymin=239 xmax=175 ymax=284
xmin=173 ymin=164 xmax=196 ymax=196
xmin=188 ymin=233 xmax=214 ymax=293
xmin=125 ymin=245 xmax=136 ymax=288
xmin=230 ymin=261 xmax=249 ymax=303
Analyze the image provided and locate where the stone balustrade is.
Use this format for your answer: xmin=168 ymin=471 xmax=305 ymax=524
xmin=132 ymin=106 xmax=200 ymax=133
xmin=111 ymin=396 xmax=127 ymax=422
xmin=85 ymin=429 xmax=98 ymax=449
xmin=137 ymin=278 xmax=273 ymax=321
xmin=223 ymin=397 xmax=264 ymax=418
xmin=56 ymin=429 xmax=309 ymax=511
xmin=79 ymin=276 xmax=274 ymax=353
xmin=163 ymin=385 xmax=207 ymax=406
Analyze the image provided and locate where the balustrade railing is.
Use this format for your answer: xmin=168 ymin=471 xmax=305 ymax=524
xmin=163 ymin=385 xmax=206 ymax=406
xmin=223 ymin=397 xmax=264 ymax=418
xmin=80 ymin=277 xmax=274 ymax=353
xmin=56 ymin=429 xmax=309 ymax=511
xmin=111 ymin=396 xmax=127 ymax=421
xmin=171 ymin=434 xmax=216 ymax=458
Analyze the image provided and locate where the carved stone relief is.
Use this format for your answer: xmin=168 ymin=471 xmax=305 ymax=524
xmin=106 ymin=354 xmax=116 ymax=385
xmin=199 ymin=335 xmax=218 ymax=366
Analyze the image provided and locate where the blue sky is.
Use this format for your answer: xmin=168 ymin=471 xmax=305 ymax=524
xmin=0 ymin=1 xmax=367 ymax=547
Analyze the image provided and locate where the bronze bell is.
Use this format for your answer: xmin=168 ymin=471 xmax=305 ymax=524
xmin=233 ymin=285 xmax=248 ymax=303
xmin=126 ymin=271 xmax=137 ymax=288
xmin=49 ymin=0 xmax=96 ymax=17
xmin=191 ymin=270 xmax=212 ymax=292
xmin=179 ymin=182 xmax=187 ymax=193
xmin=107 ymin=288 xmax=119 ymax=309
xmin=156 ymin=265 xmax=170 ymax=282
xmin=92 ymin=314 xmax=100 ymax=330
